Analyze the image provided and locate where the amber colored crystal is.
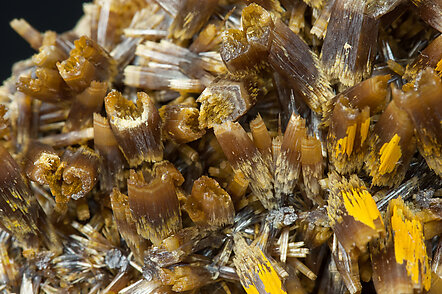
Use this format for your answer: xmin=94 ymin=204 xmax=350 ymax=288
xmin=189 ymin=23 xmax=222 ymax=53
xmin=60 ymin=146 xmax=99 ymax=202
xmin=38 ymin=108 xmax=68 ymax=126
xmin=413 ymin=195 xmax=442 ymax=240
xmin=371 ymin=245 xmax=415 ymax=294
xmin=274 ymin=113 xmax=307 ymax=199
xmin=321 ymin=0 xmax=379 ymax=86
xmin=64 ymin=81 xmax=108 ymax=132
xmin=220 ymin=28 xmax=266 ymax=75
xmin=0 ymin=105 xmax=9 ymax=139
xmin=214 ymin=121 xmax=275 ymax=209
xmin=233 ymin=235 xmax=288 ymax=294
xmin=297 ymin=208 xmax=332 ymax=249
xmin=250 ymin=114 xmax=272 ymax=162
xmin=0 ymin=231 xmax=20 ymax=288
xmin=184 ymin=176 xmax=234 ymax=228
xmin=413 ymin=0 xmax=442 ymax=32
xmin=365 ymin=99 xmax=416 ymax=187
xmin=154 ymin=227 xmax=216 ymax=259
xmin=244 ymin=0 xmax=284 ymax=12
xmin=287 ymin=1 xmax=307 ymax=35
xmin=33 ymin=44 xmax=68 ymax=69
xmin=370 ymin=198 xmax=431 ymax=293
xmin=337 ymin=74 xmax=391 ymax=116
xmin=105 ymin=90 xmax=163 ymax=167
xmin=284 ymin=270 xmax=306 ymax=294
xmin=153 ymin=160 xmax=185 ymax=187
xmin=169 ymin=0 xmax=219 ymax=42
xmin=124 ymin=64 xmax=205 ymax=93
xmin=57 ymin=55 xmax=97 ymax=92
xmin=160 ymin=104 xmax=205 ymax=144
xmin=159 ymin=265 xmax=214 ymax=292
xmin=76 ymin=197 xmax=90 ymax=221
xmin=0 ymin=145 xmax=41 ymax=249
xmin=394 ymin=68 xmax=442 ymax=177
xmin=126 ymin=39 xmax=219 ymax=91
xmin=127 ymin=170 xmax=181 ymax=246
xmin=403 ymin=35 xmax=442 ymax=82
xmin=330 ymin=234 xmax=362 ymax=294
xmin=9 ymin=19 xmax=43 ymax=50
xmin=13 ymin=92 xmax=33 ymax=151
xmin=220 ymin=4 xmax=274 ymax=75
xmin=326 ymin=172 xmax=385 ymax=253
xmin=38 ymin=127 xmax=94 ymax=148
xmin=269 ymin=19 xmax=333 ymax=114
xmin=17 ymin=67 xmax=71 ymax=104
xmin=300 ymin=136 xmax=324 ymax=205
xmin=95 ymin=0 xmax=147 ymax=50
xmin=366 ymin=0 xmax=403 ymax=18
xmin=197 ymin=78 xmax=257 ymax=129
xmin=226 ymin=170 xmax=249 ymax=205
xmin=1 ymin=1 xmax=441 ymax=293
xmin=93 ymin=113 xmax=127 ymax=192
xmin=57 ymin=36 xmax=116 ymax=90
xmin=0 ymin=145 xmax=61 ymax=256
xmin=110 ymin=188 xmax=147 ymax=262
xmin=311 ymin=0 xmax=334 ymax=39
xmin=325 ymin=172 xmax=386 ymax=293
xmin=327 ymin=96 xmax=370 ymax=174
xmin=23 ymin=141 xmax=61 ymax=199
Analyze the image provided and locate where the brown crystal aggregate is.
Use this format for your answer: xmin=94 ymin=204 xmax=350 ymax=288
xmin=321 ymin=0 xmax=379 ymax=86
xmin=0 ymin=0 xmax=440 ymax=293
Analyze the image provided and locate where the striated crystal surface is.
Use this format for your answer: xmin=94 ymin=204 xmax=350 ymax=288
xmin=0 ymin=1 xmax=440 ymax=293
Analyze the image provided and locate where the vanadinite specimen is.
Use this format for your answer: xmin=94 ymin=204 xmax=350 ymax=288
xmin=0 ymin=0 xmax=441 ymax=293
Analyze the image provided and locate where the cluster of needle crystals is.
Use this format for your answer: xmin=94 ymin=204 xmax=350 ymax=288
xmin=0 ymin=0 xmax=441 ymax=293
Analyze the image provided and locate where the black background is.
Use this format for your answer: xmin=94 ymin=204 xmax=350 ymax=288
xmin=0 ymin=1 xmax=86 ymax=81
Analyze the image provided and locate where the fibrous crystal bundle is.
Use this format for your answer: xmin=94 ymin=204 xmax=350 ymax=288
xmin=0 ymin=0 xmax=441 ymax=293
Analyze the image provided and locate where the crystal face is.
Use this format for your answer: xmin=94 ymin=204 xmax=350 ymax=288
xmin=0 ymin=1 xmax=441 ymax=293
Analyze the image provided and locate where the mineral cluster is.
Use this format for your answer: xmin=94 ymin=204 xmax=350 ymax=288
xmin=0 ymin=0 xmax=441 ymax=293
